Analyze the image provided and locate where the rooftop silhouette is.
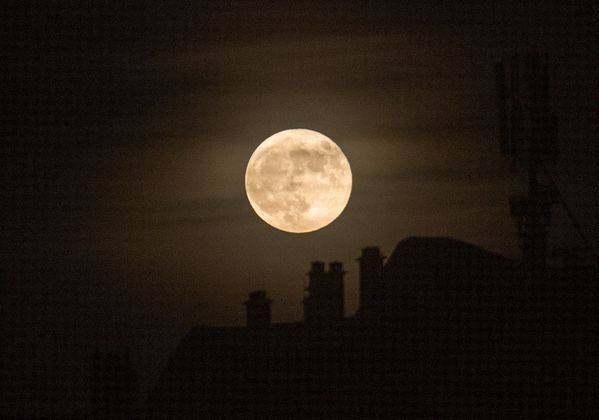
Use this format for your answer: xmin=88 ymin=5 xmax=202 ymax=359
xmin=146 ymin=237 xmax=598 ymax=418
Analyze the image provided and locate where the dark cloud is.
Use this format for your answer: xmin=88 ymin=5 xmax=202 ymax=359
xmin=132 ymin=197 xmax=251 ymax=229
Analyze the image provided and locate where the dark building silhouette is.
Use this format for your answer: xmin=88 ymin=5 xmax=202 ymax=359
xmin=146 ymin=237 xmax=598 ymax=418
xmin=91 ymin=348 xmax=136 ymax=419
xmin=244 ymin=290 xmax=272 ymax=328
xmin=356 ymin=246 xmax=385 ymax=318
xmin=303 ymin=261 xmax=345 ymax=323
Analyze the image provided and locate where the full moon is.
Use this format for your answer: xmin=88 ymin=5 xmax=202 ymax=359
xmin=245 ymin=129 xmax=352 ymax=233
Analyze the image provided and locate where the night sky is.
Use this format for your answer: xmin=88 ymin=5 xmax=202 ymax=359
xmin=5 ymin=1 xmax=598 ymax=416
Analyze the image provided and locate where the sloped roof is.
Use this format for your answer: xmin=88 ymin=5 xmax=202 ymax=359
xmin=365 ymin=237 xmax=520 ymax=318
xmin=384 ymin=236 xmax=513 ymax=277
xmin=146 ymin=237 xmax=597 ymax=418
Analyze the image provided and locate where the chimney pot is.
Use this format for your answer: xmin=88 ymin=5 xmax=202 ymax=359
xmin=244 ymin=290 xmax=271 ymax=328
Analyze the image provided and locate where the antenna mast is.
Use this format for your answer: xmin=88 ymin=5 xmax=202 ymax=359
xmin=495 ymin=53 xmax=559 ymax=270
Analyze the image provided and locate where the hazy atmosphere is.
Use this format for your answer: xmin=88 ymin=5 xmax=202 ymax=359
xmin=5 ymin=1 xmax=598 ymax=416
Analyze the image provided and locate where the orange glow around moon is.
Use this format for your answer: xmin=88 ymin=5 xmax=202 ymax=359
xmin=245 ymin=129 xmax=352 ymax=233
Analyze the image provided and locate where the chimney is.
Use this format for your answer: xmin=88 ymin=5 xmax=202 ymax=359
xmin=303 ymin=261 xmax=345 ymax=324
xmin=244 ymin=290 xmax=272 ymax=328
xmin=328 ymin=261 xmax=345 ymax=319
xmin=357 ymin=246 xmax=385 ymax=317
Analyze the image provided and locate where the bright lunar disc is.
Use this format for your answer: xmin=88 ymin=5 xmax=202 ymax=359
xmin=245 ymin=129 xmax=352 ymax=233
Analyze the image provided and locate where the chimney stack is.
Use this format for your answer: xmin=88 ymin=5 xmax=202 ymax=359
xmin=357 ymin=246 xmax=385 ymax=317
xmin=244 ymin=290 xmax=272 ymax=328
xmin=303 ymin=261 xmax=345 ymax=324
